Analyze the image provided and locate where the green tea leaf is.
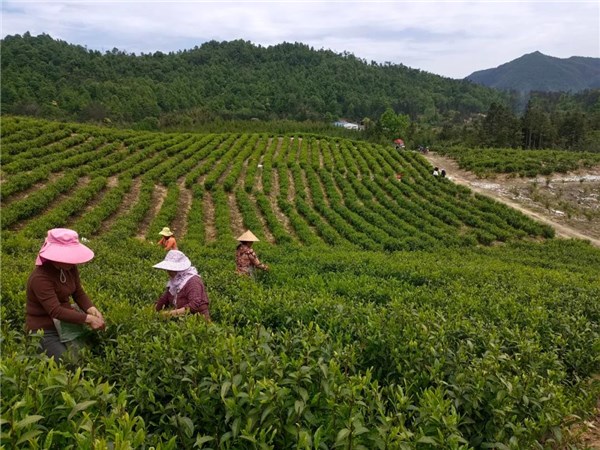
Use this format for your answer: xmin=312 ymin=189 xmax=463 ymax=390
xmin=14 ymin=415 xmax=44 ymax=430
xmin=68 ymin=400 xmax=97 ymax=420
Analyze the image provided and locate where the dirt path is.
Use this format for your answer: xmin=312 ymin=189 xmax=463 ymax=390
xmin=171 ymin=179 xmax=193 ymax=238
xmin=421 ymin=153 xmax=600 ymax=248
xmin=98 ymin=178 xmax=142 ymax=234
xmin=135 ymin=185 xmax=167 ymax=239
xmin=203 ymin=190 xmax=217 ymax=243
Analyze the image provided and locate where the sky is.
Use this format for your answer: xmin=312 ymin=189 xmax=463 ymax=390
xmin=2 ymin=1 xmax=599 ymax=79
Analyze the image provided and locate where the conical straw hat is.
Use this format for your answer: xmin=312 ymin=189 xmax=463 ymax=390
xmin=237 ymin=230 xmax=259 ymax=242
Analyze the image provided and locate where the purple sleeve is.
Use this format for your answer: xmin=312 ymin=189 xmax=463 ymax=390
xmin=182 ymin=277 xmax=210 ymax=319
xmin=155 ymin=290 xmax=172 ymax=311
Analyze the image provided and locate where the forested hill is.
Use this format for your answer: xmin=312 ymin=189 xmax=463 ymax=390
xmin=1 ymin=33 xmax=506 ymax=124
xmin=466 ymin=51 xmax=600 ymax=93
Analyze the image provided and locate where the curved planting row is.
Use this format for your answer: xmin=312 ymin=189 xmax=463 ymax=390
xmin=1 ymin=116 xmax=557 ymax=250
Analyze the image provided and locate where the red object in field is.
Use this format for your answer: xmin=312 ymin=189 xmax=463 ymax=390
xmin=393 ymin=139 xmax=404 ymax=145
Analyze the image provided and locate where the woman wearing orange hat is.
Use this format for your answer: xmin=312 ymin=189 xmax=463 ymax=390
xmin=157 ymin=227 xmax=178 ymax=251
xmin=26 ymin=228 xmax=105 ymax=362
xmin=235 ymin=230 xmax=268 ymax=277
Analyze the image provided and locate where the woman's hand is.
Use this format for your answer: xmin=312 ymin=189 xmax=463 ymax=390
xmin=160 ymin=308 xmax=187 ymax=318
xmin=87 ymin=306 xmax=104 ymax=320
xmin=85 ymin=314 xmax=106 ymax=330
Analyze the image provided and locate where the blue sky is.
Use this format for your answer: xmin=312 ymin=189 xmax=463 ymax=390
xmin=2 ymin=1 xmax=598 ymax=79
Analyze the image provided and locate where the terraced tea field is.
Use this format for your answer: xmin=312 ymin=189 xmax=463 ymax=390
xmin=1 ymin=116 xmax=599 ymax=449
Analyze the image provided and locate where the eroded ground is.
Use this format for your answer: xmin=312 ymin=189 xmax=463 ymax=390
xmin=422 ymin=153 xmax=600 ymax=246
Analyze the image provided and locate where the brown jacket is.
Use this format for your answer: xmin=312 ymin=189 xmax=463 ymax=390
xmin=26 ymin=264 xmax=93 ymax=332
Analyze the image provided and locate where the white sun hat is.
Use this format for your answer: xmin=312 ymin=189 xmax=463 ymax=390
xmin=236 ymin=230 xmax=260 ymax=242
xmin=153 ymin=250 xmax=192 ymax=271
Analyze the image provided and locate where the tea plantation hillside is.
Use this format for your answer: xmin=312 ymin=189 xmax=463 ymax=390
xmin=1 ymin=116 xmax=554 ymax=248
xmin=1 ymin=116 xmax=599 ymax=449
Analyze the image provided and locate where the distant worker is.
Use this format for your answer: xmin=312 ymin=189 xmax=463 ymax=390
xmin=26 ymin=228 xmax=105 ymax=363
xmin=432 ymin=167 xmax=440 ymax=177
xmin=236 ymin=230 xmax=268 ymax=277
xmin=153 ymin=250 xmax=210 ymax=320
xmin=441 ymin=169 xmax=447 ymax=178
xmin=157 ymin=227 xmax=177 ymax=251
xmin=396 ymin=173 xmax=403 ymax=181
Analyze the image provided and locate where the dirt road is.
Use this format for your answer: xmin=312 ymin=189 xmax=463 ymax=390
xmin=421 ymin=153 xmax=600 ymax=248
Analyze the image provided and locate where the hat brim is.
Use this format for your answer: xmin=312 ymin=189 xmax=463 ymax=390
xmin=153 ymin=260 xmax=191 ymax=271
xmin=39 ymin=243 xmax=94 ymax=265
xmin=236 ymin=230 xmax=260 ymax=242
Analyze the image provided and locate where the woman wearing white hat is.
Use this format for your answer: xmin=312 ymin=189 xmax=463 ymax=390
xmin=26 ymin=228 xmax=105 ymax=361
xmin=153 ymin=250 xmax=210 ymax=320
xmin=235 ymin=230 xmax=268 ymax=277
xmin=157 ymin=227 xmax=178 ymax=251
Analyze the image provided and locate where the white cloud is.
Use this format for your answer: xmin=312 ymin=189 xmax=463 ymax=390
xmin=2 ymin=1 xmax=598 ymax=78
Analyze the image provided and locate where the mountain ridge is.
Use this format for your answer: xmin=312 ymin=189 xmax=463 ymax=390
xmin=465 ymin=51 xmax=600 ymax=93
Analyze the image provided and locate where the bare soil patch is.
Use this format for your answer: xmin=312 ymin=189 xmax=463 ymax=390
xmin=203 ymin=191 xmax=217 ymax=243
xmin=98 ymin=178 xmax=142 ymax=234
xmin=2 ymin=172 xmax=64 ymax=206
xmin=11 ymin=175 xmax=90 ymax=232
xmin=559 ymin=386 xmax=600 ymax=449
xmin=228 ymin=192 xmax=245 ymax=238
xmin=422 ymin=153 xmax=600 ymax=248
xmin=135 ymin=184 xmax=167 ymax=239
xmin=269 ymin=169 xmax=294 ymax=235
xmin=171 ymin=180 xmax=193 ymax=238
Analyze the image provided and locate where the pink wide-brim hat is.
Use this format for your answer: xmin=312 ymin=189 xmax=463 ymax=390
xmin=35 ymin=228 xmax=94 ymax=266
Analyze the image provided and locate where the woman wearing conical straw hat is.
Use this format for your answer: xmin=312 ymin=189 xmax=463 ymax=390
xmin=235 ymin=230 xmax=268 ymax=277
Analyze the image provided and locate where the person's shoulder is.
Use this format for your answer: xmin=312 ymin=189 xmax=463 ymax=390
xmin=30 ymin=264 xmax=53 ymax=278
xmin=28 ymin=265 xmax=55 ymax=287
xmin=183 ymin=275 xmax=205 ymax=289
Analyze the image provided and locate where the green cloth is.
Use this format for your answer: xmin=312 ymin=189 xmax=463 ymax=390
xmin=53 ymin=319 xmax=86 ymax=343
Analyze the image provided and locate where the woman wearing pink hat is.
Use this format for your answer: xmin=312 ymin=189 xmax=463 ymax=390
xmin=26 ymin=228 xmax=105 ymax=361
xmin=153 ymin=250 xmax=210 ymax=320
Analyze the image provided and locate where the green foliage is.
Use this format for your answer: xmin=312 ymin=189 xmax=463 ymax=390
xmin=1 ymin=34 xmax=506 ymax=126
xmin=2 ymin=116 xmax=600 ymax=448
xmin=379 ymin=108 xmax=411 ymax=141
xmin=2 ymin=238 xmax=600 ymax=449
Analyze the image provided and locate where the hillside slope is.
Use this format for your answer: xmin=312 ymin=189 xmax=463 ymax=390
xmin=0 ymin=33 xmax=506 ymax=123
xmin=2 ymin=116 xmax=600 ymax=449
xmin=1 ymin=116 xmax=554 ymax=249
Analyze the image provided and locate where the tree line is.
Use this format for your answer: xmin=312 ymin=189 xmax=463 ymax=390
xmin=1 ymin=33 xmax=598 ymax=151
